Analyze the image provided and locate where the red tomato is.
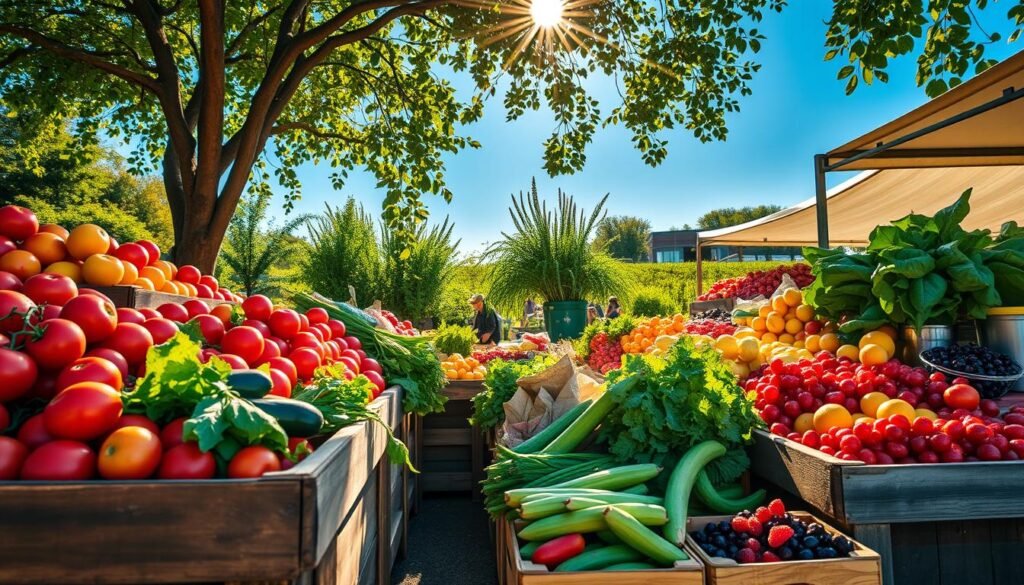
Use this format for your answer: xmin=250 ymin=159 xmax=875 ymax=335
xmin=242 ymin=294 xmax=273 ymax=321
xmin=112 ymin=242 xmax=150 ymax=270
xmin=40 ymin=304 xmax=62 ymax=320
xmin=27 ymin=370 xmax=58 ymax=400
xmin=228 ymin=445 xmax=281 ymax=478
xmin=339 ymin=356 xmax=360 ymax=375
xmin=268 ymin=309 xmax=301 ymax=339
xmin=20 ymin=440 xmax=95 ymax=480
xmin=0 ymin=236 xmax=17 ymax=258
xmin=324 ymin=340 xmax=341 ymax=361
xmin=183 ymin=299 xmax=209 ymax=318
xmin=160 ymin=418 xmax=187 ymax=449
xmin=298 ymin=313 xmax=310 ymax=331
xmin=343 ymin=335 xmax=362 ymax=351
xmin=355 ymin=349 xmax=367 ymax=361
xmin=138 ymin=307 xmax=161 ymax=320
xmin=136 ymin=240 xmax=161 ymax=264
xmin=334 ymin=337 xmax=349 ymax=351
xmin=98 ymin=426 xmax=162 ymax=480
xmin=327 ymin=319 xmax=346 ymax=339
xmin=57 ymin=357 xmax=123 ymax=392
xmin=291 ymin=331 xmax=325 ymax=357
xmin=22 ymin=273 xmax=77 ymax=306
xmin=0 ymin=289 xmax=35 ymax=333
xmin=944 ymin=384 xmax=980 ymax=410
xmin=25 ymin=318 xmax=86 ymax=370
xmin=194 ymin=283 xmax=214 ymax=299
xmin=269 ymin=336 xmax=290 ymax=355
xmin=190 ymin=314 xmax=225 ymax=345
xmin=0 ymin=205 xmax=39 ymax=241
xmin=114 ymin=414 xmax=161 ymax=436
xmin=254 ymin=339 xmax=281 ymax=366
xmin=143 ymin=317 xmax=179 ymax=345
xmin=268 ymin=368 xmax=293 ymax=398
xmin=198 ymin=274 xmax=218 ymax=291
xmin=76 ymin=287 xmax=113 ymax=304
xmin=0 ymin=436 xmax=28 ymax=479
xmin=85 ymin=348 xmax=129 ymax=379
xmin=0 ymin=402 xmax=8 ymax=431
xmin=0 ymin=269 xmax=22 ymax=291
xmin=60 ymin=294 xmax=118 ymax=343
xmin=115 ymin=307 xmax=146 ymax=325
xmin=305 ymin=307 xmax=329 ymax=325
xmin=17 ymin=414 xmax=55 ymax=450
xmin=243 ymin=318 xmax=273 ymax=337
xmin=222 ymin=325 xmax=265 ymax=365
xmin=290 ymin=347 xmax=322 ymax=381
xmin=215 ymin=353 xmax=249 ymax=369
xmin=268 ymin=357 xmax=298 ymax=386
xmin=156 ymin=302 xmax=190 ymax=323
xmin=363 ymin=370 xmax=386 ymax=397
xmin=158 ymin=442 xmax=216 ymax=479
xmin=0 ymin=347 xmax=38 ymax=402
xmin=280 ymin=437 xmax=313 ymax=470
xmin=44 ymin=381 xmax=122 ymax=440
xmin=101 ymin=322 xmax=155 ymax=366
xmin=176 ymin=264 xmax=201 ymax=285
xmin=361 ymin=358 xmax=383 ymax=375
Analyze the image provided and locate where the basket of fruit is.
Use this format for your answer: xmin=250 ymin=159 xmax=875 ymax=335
xmin=919 ymin=343 xmax=1023 ymax=399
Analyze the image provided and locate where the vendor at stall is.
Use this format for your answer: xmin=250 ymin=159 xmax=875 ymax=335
xmin=469 ymin=293 xmax=501 ymax=345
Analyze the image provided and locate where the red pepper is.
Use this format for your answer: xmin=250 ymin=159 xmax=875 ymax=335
xmin=530 ymin=533 xmax=586 ymax=567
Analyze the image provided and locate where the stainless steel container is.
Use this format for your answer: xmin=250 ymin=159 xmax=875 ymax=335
xmin=980 ymin=308 xmax=1024 ymax=392
xmin=901 ymin=325 xmax=954 ymax=367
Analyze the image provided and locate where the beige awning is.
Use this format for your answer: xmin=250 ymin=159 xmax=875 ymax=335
xmin=698 ymin=166 xmax=1024 ymax=247
xmin=826 ymin=51 xmax=1024 ymax=170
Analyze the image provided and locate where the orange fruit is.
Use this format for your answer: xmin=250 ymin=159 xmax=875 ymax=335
xmin=0 ymin=250 xmax=41 ymax=280
xmin=765 ymin=313 xmax=785 ymax=334
xmin=45 ymin=260 xmax=83 ymax=283
xmin=782 ymin=288 xmax=803 ymax=307
xmin=860 ymin=392 xmax=889 ymax=418
xmin=66 ymin=224 xmax=111 ymax=260
xmin=784 ymin=318 xmax=804 ymax=335
xmin=154 ymin=260 xmax=176 ymax=281
xmin=22 ymin=232 xmax=67 ymax=265
xmin=161 ymin=280 xmax=181 ymax=295
xmin=778 ymin=333 xmax=796 ymax=345
xmin=758 ymin=304 xmax=771 ymax=319
xmin=804 ymin=334 xmax=821 ymax=353
xmin=859 ymin=344 xmax=889 ymax=366
xmin=751 ymin=317 xmax=767 ymax=332
xmin=139 ymin=265 xmax=166 ymax=290
xmin=877 ymin=324 xmax=899 ymax=341
xmin=119 ymin=261 xmax=139 ymax=285
xmin=181 ymin=282 xmax=197 ymax=297
xmin=82 ymin=254 xmax=125 ymax=286
xmin=771 ymin=295 xmax=788 ymax=314
xmin=795 ymin=304 xmax=815 ymax=322
xmin=859 ymin=331 xmax=896 ymax=359
xmin=38 ymin=223 xmax=70 ymax=239
xmin=813 ymin=404 xmax=853 ymax=433
xmin=876 ymin=399 xmax=916 ymax=421
xmin=133 ymin=276 xmax=155 ymax=291
xmin=819 ymin=333 xmax=841 ymax=353
xmin=794 ymin=412 xmax=815 ymax=433
xmin=761 ymin=332 xmax=778 ymax=343
xmin=836 ymin=344 xmax=860 ymax=361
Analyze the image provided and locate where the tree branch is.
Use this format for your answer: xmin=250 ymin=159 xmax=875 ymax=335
xmin=272 ymin=121 xmax=366 ymax=142
xmin=195 ymin=0 xmax=226 ymax=211
xmin=0 ymin=46 xmax=39 ymax=70
xmin=227 ymin=4 xmax=283 ymax=57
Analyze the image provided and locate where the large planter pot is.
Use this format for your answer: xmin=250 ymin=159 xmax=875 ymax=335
xmin=543 ymin=300 xmax=588 ymax=341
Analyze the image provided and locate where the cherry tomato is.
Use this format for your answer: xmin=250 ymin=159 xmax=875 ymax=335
xmin=25 ymin=318 xmax=87 ymax=370
xmin=101 ymin=322 xmax=155 ymax=366
xmin=268 ymin=309 xmax=301 ymax=339
xmin=160 ymin=418 xmax=187 ymax=450
xmin=221 ymin=325 xmax=265 ymax=365
xmin=268 ymin=357 xmax=298 ymax=386
xmin=305 ymin=307 xmax=329 ymax=325
xmin=268 ymin=368 xmax=293 ymax=398
xmin=113 ymin=242 xmax=150 ymax=270
xmin=0 ymin=289 xmax=35 ymax=333
xmin=56 ymin=356 xmax=123 ymax=392
xmin=190 ymin=314 xmax=225 ymax=346
xmin=114 ymin=414 xmax=161 ymax=436
xmin=0 ymin=347 xmax=38 ymax=402
xmin=242 ymin=294 xmax=274 ymax=321
xmin=158 ymin=442 xmax=216 ymax=479
xmin=60 ymin=294 xmax=118 ymax=343
xmin=0 ymin=269 xmax=22 ymax=291
xmin=156 ymin=302 xmax=190 ymax=323
xmin=17 ymin=414 xmax=55 ymax=450
xmin=143 ymin=317 xmax=179 ymax=345
xmin=290 ymin=347 xmax=322 ymax=381
xmin=85 ymin=348 xmax=130 ymax=379
xmin=21 ymin=273 xmax=77 ymax=306
xmin=228 ymin=445 xmax=281 ymax=478
xmin=98 ymin=426 xmax=163 ymax=479
xmin=20 ymin=440 xmax=95 ymax=480
xmin=0 ymin=436 xmax=28 ymax=479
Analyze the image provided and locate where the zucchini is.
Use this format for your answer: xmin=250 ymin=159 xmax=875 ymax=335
xmin=622 ymin=484 xmax=649 ymax=495
xmin=228 ymin=370 xmax=273 ymax=399
xmin=541 ymin=391 xmax=617 ymax=454
xmin=514 ymin=400 xmax=592 ymax=454
xmin=250 ymin=397 xmax=324 ymax=437
xmin=519 ymin=540 xmax=542 ymax=560
xmin=506 ymin=488 xmax=624 ymax=507
xmin=605 ymin=506 xmax=688 ymax=566
xmin=694 ymin=470 xmax=766 ymax=514
xmin=552 ymin=464 xmax=661 ymax=491
xmin=520 ymin=496 xmax=568 ymax=520
xmin=517 ymin=503 xmax=668 ymax=541
xmin=604 ymin=561 xmax=658 ymax=571
xmin=663 ymin=441 xmax=726 ymax=547
xmin=596 ymin=530 xmax=622 ymax=545
xmin=565 ymin=493 xmax=663 ymax=510
xmin=555 ymin=545 xmax=643 ymax=571
xmin=717 ymin=483 xmax=744 ymax=500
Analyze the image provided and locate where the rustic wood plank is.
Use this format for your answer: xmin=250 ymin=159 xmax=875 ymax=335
xmin=471 ymin=423 xmax=485 ymax=502
xmin=889 ymin=522 xmax=939 ymax=585
xmin=990 ymin=518 xmax=1024 ymax=585
xmin=442 ymin=380 xmax=486 ymax=400
xmin=413 ymin=415 xmax=423 ymax=512
xmin=936 ymin=520 xmax=994 ymax=585
xmin=850 ymin=524 xmax=893 ymax=585
xmin=423 ymin=445 xmax=470 ymax=462
xmin=376 ymin=461 xmax=390 ymax=585
xmin=424 ymin=427 xmax=473 ymax=446
xmin=422 ymin=471 xmax=474 ymax=492
xmin=749 ymin=430 xmax=856 ymax=520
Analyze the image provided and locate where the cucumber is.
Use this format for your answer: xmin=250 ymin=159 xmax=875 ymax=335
xmin=717 ymin=483 xmax=745 ymax=500
xmin=514 ymin=400 xmax=592 ymax=454
xmin=604 ymin=562 xmax=658 ymax=571
xmin=694 ymin=470 xmax=767 ymax=514
xmin=663 ymin=441 xmax=726 ymax=547
xmin=250 ymin=397 xmax=324 ymax=437
xmin=596 ymin=530 xmax=622 ymax=545
xmin=604 ymin=506 xmax=688 ymax=566
xmin=228 ymin=370 xmax=273 ymax=399
xmin=552 ymin=464 xmax=661 ymax=491
xmin=519 ymin=540 xmax=542 ymax=560
xmin=565 ymin=493 xmax=663 ymax=510
xmin=506 ymin=488 xmax=625 ymax=507
xmin=541 ymin=391 xmax=617 ymax=454
xmin=555 ymin=545 xmax=643 ymax=571
xmin=517 ymin=503 xmax=668 ymax=541
xmin=622 ymin=484 xmax=649 ymax=495
xmin=520 ymin=496 xmax=568 ymax=520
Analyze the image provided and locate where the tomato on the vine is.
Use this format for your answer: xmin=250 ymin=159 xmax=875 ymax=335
xmin=0 ymin=290 xmax=35 ymax=333
xmin=98 ymin=426 xmax=163 ymax=480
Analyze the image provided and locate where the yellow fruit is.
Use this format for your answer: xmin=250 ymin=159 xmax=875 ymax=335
xmin=772 ymin=296 xmax=789 ymax=314
xmin=851 ymin=413 xmax=874 ymax=424
xmin=876 ymin=399 xmax=916 ymax=421
xmin=82 ymin=254 xmax=125 ymax=287
xmin=728 ymin=360 xmax=750 ymax=379
xmin=836 ymin=344 xmax=860 ymax=361
xmin=859 ymin=344 xmax=889 ymax=367
xmin=766 ymin=313 xmax=785 ymax=334
xmin=794 ymin=413 xmax=815 ymax=433
xmin=819 ymin=333 xmax=841 ymax=353
xmin=738 ymin=337 xmax=760 ymax=362
xmin=860 ymin=392 xmax=889 ymax=418
xmin=914 ymin=408 xmax=938 ymax=421
xmin=778 ymin=333 xmax=796 ymax=345
xmin=45 ymin=260 xmax=83 ymax=283
xmin=878 ymin=324 xmax=899 ymax=341
xmin=805 ymin=334 xmax=821 ymax=353
xmin=813 ymin=404 xmax=853 ymax=433
xmin=752 ymin=317 xmax=768 ymax=332
xmin=758 ymin=304 xmax=772 ymax=319
xmin=715 ymin=335 xmax=740 ymax=360
xmin=793 ymin=341 xmax=805 ymax=349
xmin=795 ymin=304 xmax=815 ymax=322
xmin=785 ymin=309 xmax=798 ymax=321
xmin=761 ymin=332 xmax=778 ymax=343
xmin=859 ymin=331 xmax=896 ymax=359
xmin=735 ymin=328 xmax=758 ymax=339
xmin=783 ymin=288 xmax=803 ymax=307
xmin=785 ymin=318 xmax=804 ymax=335
xmin=444 ymin=369 xmax=459 ymax=379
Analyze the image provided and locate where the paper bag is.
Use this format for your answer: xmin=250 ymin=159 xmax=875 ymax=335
xmin=498 ymin=355 xmax=581 ymax=448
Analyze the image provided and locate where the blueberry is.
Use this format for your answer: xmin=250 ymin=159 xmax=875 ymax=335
xmin=713 ymin=535 xmax=728 ymax=548
xmin=797 ymin=548 xmax=815 ymax=560
xmin=704 ymin=523 xmax=717 ymax=535
xmin=718 ymin=521 xmax=732 ymax=533
xmin=834 ymin=536 xmax=853 ymax=554
xmin=818 ymin=547 xmax=838 ymax=559
xmin=787 ymin=537 xmax=800 ymax=549
xmin=693 ymin=532 xmax=707 ymax=544
xmin=701 ymin=543 xmax=716 ymax=554
xmin=803 ymin=536 xmax=819 ymax=549
xmin=713 ymin=549 xmax=728 ymax=558
xmin=779 ymin=546 xmax=794 ymax=560
xmin=727 ymin=545 xmax=738 ymax=556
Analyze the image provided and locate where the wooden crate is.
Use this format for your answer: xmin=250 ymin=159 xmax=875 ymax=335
xmin=420 ymin=381 xmax=488 ymax=497
xmin=689 ymin=298 xmax=736 ymax=316
xmin=88 ymin=285 xmax=235 ymax=310
xmin=685 ymin=513 xmax=881 ymax=585
xmin=0 ymin=387 xmax=406 ymax=585
xmin=500 ymin=519 xmax=704 ymax=585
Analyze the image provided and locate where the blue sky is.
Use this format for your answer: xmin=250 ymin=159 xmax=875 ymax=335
xmin=261 ymin=3 xmax=1019 ymax=255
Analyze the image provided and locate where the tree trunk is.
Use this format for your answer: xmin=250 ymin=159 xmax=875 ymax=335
xmin=161 ymin=142 xmax=234 ymax=274
xmin=174 ymin=220 xmax=225 ymax=274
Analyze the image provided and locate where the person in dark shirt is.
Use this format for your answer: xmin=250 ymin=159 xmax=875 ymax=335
xmin=469 ymin=293 xmax=501 ymax=344
xmin=606 ymin=296 xmax=621 ymax=319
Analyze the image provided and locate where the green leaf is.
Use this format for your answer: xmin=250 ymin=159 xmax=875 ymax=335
xmin=184 ymin=395 xmax=231 ymax=452
xmin=908 ymin=273 xmax=948 ymax=330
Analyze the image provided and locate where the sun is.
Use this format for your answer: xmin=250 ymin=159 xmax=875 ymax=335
xmin=529 ymin=0 xmax=564 ymax=28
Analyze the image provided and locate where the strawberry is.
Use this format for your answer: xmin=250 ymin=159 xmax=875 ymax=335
xmin=762 ymin=551 xmax=781 ymax=563
xmin=767 ymin=525 xmax=795 ymax=549
xmin=730 ymin=516 xmax=750 ymax=534
xmin=754 ymin=506 xmax=773 ymax=523
xmin=747 ymin=517 xmax=763 ymax=536
xmin=735 ymin=548 xmax=756 ymax=564
xmin=768 ymin=498 xmax=786 ymax=517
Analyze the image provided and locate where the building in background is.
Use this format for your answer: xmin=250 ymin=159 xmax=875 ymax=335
xmin=647 ymin=230 xmax=802 ymax=263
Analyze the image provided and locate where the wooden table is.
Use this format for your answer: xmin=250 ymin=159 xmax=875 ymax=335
xmin=416 ymin=380 xmax=490 ymax=501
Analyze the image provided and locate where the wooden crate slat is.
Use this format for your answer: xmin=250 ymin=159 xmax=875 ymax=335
xmin=424 ymin=427 xmax=473 ymax=446
xmin=890 ymin=523 xmax=939 ymax=585
xmin=749 ymin=429 xmax=854 ymax=520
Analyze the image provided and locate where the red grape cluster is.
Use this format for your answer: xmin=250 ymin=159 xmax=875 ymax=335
xmin=472 ymin=348 xmax=531 ymax=365
xmin=587 ymin=332 xmax=624 ymax=374
xmin=683 ymin=319 xmax=737 ymax=338
xmin=698 ymin=264 xmax=814 ymax=301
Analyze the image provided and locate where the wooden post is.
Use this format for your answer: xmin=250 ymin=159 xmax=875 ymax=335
xmin=814 ymin=154 xmax=830 ymax=248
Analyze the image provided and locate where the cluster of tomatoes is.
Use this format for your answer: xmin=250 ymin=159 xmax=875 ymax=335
xmin=379 ymin=310 xmax=417 ymax=336
xmin=0 ymin=204 xmax=239 ymax=301
xmin=698 ymin=264 xmax=814 ymax=301
xmin=586 ymin=332 xmax=624 ymax=374
xmin=683 ymin=319 xmax=738 ymax=338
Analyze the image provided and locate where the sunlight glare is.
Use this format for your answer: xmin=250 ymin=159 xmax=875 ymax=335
xmin=529 ymin=0 xmax=564 ymax=28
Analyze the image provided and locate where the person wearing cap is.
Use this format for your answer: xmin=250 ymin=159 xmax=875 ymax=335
xmin=606 ymin=296 xmax=621 ymax=319
xmin=469 ymin=293 xmax=501 ymax=345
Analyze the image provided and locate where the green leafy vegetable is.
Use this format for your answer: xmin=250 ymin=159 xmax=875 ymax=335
xmin=184 ymin=393 xmax=288 ymax=454
xmin=471 ymin=355 xmax=557 ymax=430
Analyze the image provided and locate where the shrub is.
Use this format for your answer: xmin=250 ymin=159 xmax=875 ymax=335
xmin=379 ymin=218 xmax=460 ymax=324
xmin=302 ymin=199 xmax=382 ymax=306
xmin=433 ymin=322 xmax=476 ymax=356
xmin=630 ymin=286 xmax=679 ymax=317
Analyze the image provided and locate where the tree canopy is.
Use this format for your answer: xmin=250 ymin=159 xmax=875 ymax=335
xmin=697 ymin=204 xmax=782 ymax=230
xmin=593 ymin=215 xmax=651 ymax=262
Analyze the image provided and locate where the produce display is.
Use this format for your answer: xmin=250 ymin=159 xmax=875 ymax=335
xmin=697 ymin=264 xmax=813 ymax=301
xmin=471 ymin=346 xmax=533 ymax=365
xmin=576 ymin=315 xmax=637 ymax=373
xmin=433 ymin=322 xmax=476 ymax=357
xmin=470 ymin=355 xmax=556 ymax=430
xmin=441 ymin=353 xmax=486 ymax=380
xmin=921 ymin=343 xmax=1023 ymax=399
xmin=376 ymin=309 xmax=417 ymax=336
xmin=0 ymin=204 xmax=240 ymax=301
xmin=619 ymin=314 xmax=687 ymax=355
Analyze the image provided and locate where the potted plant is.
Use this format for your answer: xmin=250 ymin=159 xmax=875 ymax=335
xmin=483 ymin=183 xmax=630 ymax=341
